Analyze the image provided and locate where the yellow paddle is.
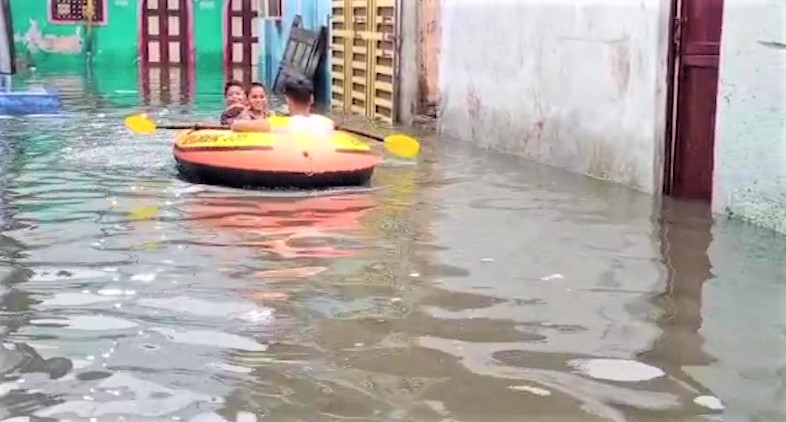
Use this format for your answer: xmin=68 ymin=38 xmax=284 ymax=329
xmin=124 ymin=113 xmax=421 ymax=159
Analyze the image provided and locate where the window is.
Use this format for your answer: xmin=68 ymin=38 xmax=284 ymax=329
xmin=49 ymin=0 xmax=106 ymax=25
xmin=264 ymin=0 xmax=283 ymax=20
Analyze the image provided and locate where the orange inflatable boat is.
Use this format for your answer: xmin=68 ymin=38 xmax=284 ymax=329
xmin=173 ymin=127 xmax=381 ymax=189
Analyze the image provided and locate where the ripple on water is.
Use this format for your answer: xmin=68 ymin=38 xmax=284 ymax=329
xmin=150 ymin=327 xmax=268 ymax=352
xmin=137 ymin=296 xmax=259 ymax=318
xmin=38 ymin=292 xmax=117 ymax=307
xmin=31 ymin=268 xmax=107 ymax=282
xmin=30 ymin=315 xmax=139 ymax=331
xmin=34 ymin=372 xmax=223 ymax=419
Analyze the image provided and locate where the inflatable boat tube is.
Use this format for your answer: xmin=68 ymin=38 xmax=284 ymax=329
xmin=173 ymin=129 xmax=381 ymax=189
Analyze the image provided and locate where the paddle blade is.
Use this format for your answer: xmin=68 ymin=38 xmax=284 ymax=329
xmin=128 ymin=205 xmax=159 ymax=221
xmin=125 ymin=114 xmax=157 ymax=134
xmin=384 ymin=134 xmax=420 ymax=159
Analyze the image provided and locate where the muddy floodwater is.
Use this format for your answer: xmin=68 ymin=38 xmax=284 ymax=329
xmin=0 ymin=70 xmax=784 ymax=422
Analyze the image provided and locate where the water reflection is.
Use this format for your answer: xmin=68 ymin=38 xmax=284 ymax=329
xmin=639 ymin=199 xmax=717 ymax=385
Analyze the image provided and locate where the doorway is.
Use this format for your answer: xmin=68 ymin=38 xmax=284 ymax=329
xmin=224 ymin=0 xmax=260 ymax=86
xmin=663 ymin=0 xmax=725 ymax=201
xmin=138 ymin=0 xmax=194 ymax=105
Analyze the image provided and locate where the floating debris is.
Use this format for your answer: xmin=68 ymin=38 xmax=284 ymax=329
xmin=541 ymin=273 xmax=564 ymax=281
xmin=568 ymin=358 xmax=665 ymax=382
xmin=509 ymin=385 xmax=552 ymax=397
xmin=694 ymin=395 xmax=725 ymax=410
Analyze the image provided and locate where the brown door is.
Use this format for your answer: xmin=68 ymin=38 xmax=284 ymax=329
xmin=140 ymin=0 xmax=191 ymax=67
xmin=664 ymin=0 xmax=724 ymax=201
xmin=225 ymin=0 xmax=260 ymax=85
xmin=139 ymin=0 xmax=194 ymax=105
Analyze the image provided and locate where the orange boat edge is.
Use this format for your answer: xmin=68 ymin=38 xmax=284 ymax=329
xmin=172 ymin=128 xmax=382 ymax=189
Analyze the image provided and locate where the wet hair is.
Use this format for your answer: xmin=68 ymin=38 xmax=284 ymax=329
xmin=284 ymin=78 xmax=314 ymax=105
xmin=223 ymin=80 xmax=243 ymax=95
xmin=247 ymin=82 xmax=267 ymax=95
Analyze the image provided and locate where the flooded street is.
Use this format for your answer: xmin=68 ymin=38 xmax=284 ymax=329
xmin=0 ymin=71 xmax=784 ymax=421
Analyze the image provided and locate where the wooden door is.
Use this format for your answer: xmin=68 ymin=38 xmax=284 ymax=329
xmin=139 ymin=0 xmax=193 ymax=105
xmin=664 ymin=0 xmax=724 ymax=201
xmin=330 ymin=0 xmax=398 ymax=122
xmin=140 ymin=0 xmax=191 ymax=67
xmin=225 ymin=0 xmax=260 ymax=86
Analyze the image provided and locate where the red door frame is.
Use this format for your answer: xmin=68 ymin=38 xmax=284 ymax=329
xmin=137 ymin=0 xmax=196 ymax=104
xmin=224 ymin=0 xmax=259 ymax=85
xmin=663 ymin=0 xmax=725 ymax=201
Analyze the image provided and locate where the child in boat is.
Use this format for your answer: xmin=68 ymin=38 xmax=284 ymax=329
xmin=220 ymin=80 xmax=247 ymax=125
xmin=241 ymin=82 xmax=271 ymax=120
xmin=231 ymin=77 xmax=334 ymax=135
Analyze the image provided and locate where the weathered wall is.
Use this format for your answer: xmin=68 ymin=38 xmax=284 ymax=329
xmin=398 ymin=0 xmax=419 ymax=124
xmin=712 ymin=0 xmax=786 ymax=234
xmin=418 ymin=0 xmax=440 ymax=110
xmin=11 ymin=0 xmax=138 ymax=68
xmin=438 ymin=0 xmax=672 ymax=194
xmin=10 ymin=0 xmax=225 ymax=69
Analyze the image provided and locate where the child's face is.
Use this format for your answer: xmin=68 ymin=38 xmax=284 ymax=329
xmin=225 ymin=85 xmax=245 ymax=105
xmin=247 ymin=87 xmax=267 ymax=111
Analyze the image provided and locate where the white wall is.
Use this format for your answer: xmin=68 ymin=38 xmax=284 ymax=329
xmin=438 ymin=0 xmax=672 ymax=194
xmin=713 ymin=0 xmax=786 ymax=234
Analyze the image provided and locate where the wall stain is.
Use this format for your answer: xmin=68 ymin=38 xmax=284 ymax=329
xmin=467 ymin=83 xmax=482 ymax=120
xmin=14 ymin=19 xmax=84 ymax=54
xmin=758 ymin=40 xmax=786 ymax=50
xmin=607 ymin=38 xmax=631 ymax=97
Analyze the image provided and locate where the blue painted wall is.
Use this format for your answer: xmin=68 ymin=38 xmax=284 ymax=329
xmin=258 ymin=0 xmax=331 ymax=105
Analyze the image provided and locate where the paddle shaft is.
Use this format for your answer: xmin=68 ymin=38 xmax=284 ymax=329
xmin=336 ymin=126 xmax=384 ymax=142
xmin=157 ymin=123 xmax=228 ymax=130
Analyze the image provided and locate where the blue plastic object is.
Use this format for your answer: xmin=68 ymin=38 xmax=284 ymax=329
xmin=0 ymin=86 xmax=61 ymax=115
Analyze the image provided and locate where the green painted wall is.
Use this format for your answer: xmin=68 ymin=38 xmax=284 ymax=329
xmin=192 ymin=0 xmax=224 ymax=70
xmin=11 ymin=0 xmax=138 ymax=69
xmin=10 ymin=0 xmax=226 ymax=70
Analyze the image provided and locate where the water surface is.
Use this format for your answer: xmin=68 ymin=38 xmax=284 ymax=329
xmin=0 ymin=70 xmax=784 ymax=421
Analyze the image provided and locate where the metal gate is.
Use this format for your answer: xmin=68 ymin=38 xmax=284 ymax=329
xmin=330 ymin=0 xmax=398 ymax=123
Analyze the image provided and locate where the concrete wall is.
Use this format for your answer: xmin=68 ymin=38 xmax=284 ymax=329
xmin=418 ymin=0 xmax=441 ymax=110
xmin=713 ymin=0 xmax=786 ymax=234
xmin=437 ymin=0 xmax=672 ymax=194
xmin=398 ymin=0 xmax=419 ymax=124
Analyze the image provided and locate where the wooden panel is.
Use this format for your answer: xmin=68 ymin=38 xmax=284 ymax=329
xmin=225 ymin=0 xmax=259 ymax=74
xmin=665 ymin=0 xmax=723 ymax=201
xmin=330 ymin=0 xmax=397 ymax=122
xmin=272 ymin=15 xmax=327 ymax=95
xmin=140 ymin=0 xmax=190 ymax=66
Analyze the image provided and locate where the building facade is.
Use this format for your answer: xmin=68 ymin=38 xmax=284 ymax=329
xmin=436 ymin=0 xmax=785 ymax=234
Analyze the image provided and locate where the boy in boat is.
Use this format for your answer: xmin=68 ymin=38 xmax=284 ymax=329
xmin=220 ymin=80 xmax=247 ymax=125
xmin=231 ymin=77 xmax=334 ymax=135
